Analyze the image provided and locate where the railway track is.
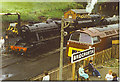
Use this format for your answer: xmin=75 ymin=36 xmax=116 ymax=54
xmin=2 ymin=48 xmax=68 ymax=80
xmin=1 ymin=47 xmax=66 ymax=69
xmin=1 ymin=36 xmax=69 ymax=80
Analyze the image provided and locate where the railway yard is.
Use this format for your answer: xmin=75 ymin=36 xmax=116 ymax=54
xmin=1 ymin=37 xmax=68 ymax=80
xmin=1 ymin=20 xmax=119 ymax=80
xmin=0 ymin=1 xmax=119 ymax=81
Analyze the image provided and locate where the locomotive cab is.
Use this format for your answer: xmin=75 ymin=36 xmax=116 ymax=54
xmin=6 ymin=23 xmax=18 ymax=36
xmin=67 ymin=32 xmax=101 ymax=57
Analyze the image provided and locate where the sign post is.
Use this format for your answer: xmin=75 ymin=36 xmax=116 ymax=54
xmin=71 ymin=47 xmax=95 ymax=80
xmin=72 ymin=63 xmax=75 ymax=80
xmin=59 ymin=17 xmax=64 ymax=80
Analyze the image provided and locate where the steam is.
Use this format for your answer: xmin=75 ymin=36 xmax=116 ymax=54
xmin=86 ymin=0 xmax=98 ymax=14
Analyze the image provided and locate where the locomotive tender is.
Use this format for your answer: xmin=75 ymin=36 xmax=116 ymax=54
xmin=66 ymin=24 xmax=119 ymax=57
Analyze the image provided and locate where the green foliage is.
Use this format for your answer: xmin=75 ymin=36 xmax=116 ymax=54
xmin=2 ymin=2 xmax=84 ymax=22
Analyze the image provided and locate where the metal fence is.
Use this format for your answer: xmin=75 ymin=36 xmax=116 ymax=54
xmin=30 ymin=44 xmax=119 ymax=81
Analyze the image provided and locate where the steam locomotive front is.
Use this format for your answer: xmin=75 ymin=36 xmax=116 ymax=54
xmin=10 ymin=25 xmax=31 ymax=55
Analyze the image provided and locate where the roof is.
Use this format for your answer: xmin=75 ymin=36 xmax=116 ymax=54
xmin=78 ymin=24 xmax=119 ymax=38
xmin=71 ymin=9 xmax=88 ymax=14
xmin=26 ymin=22 xmax=59 ymax=32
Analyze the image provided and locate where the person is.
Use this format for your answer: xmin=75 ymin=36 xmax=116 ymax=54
xmin=0 ymin=73 xmax=13 ymax=80
xmin=5 ymin=35 xmax=9 ymax=46
xmin=78 ymin=65 xmax=89 ymax=80
xmin=42 ymin=71 xmax=50 ymax=81
xmin=112 ymin=72 xmax=118 ymax=81
xmin=105 ymin=70 xmax=113 ymax=80
xmin=0 ymin=36 xmax=5 ymax=50
xmin=87 ymin=60 xmax=101 ymax=78
xmin=5 ymin=35 xmax=9 ymax=53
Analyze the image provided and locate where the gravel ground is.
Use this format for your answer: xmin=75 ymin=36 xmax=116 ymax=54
xmin=102 ymin=58 xmax=119 ymax=67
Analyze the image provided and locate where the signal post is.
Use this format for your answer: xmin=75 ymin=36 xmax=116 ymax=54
xmin=59 ymin=17 xmax=70 ymax=80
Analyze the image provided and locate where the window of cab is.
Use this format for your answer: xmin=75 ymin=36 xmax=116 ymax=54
xmin=92 ymin=36 xmax=100 ymax=44
xmin=70 ymin=32 xmax=92 ymax=44
xmin=70 ymin=32 xmax=100 ymax=45
xmin=70 ymin=32 xmax=80 ymax=41
xmin=79 ymin=33 xmax=92 ymax=44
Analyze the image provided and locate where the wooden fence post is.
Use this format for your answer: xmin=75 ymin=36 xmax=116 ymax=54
xmin=57 ymin=69 xmax=59 ymax=80
xmin=102 ymin=50 xmax=104 ymax=64
xmin=72 ymin=63 xmax=75 ymax=80
xmin=110 ymin=48 xmax=112 ymax=59
xmin=115 ymin=44 xmax=117 ymax=58
xmin=108 ymin=48 xmax=111 ymax=59
xmin=116 ymin=45 xmax=119 ymax=58
xmin=83 ymin=60 xmax=86 ymax=67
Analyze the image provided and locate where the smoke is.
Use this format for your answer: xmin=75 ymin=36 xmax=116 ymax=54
xmin=86 ymin=0 xmax=98 ymax=14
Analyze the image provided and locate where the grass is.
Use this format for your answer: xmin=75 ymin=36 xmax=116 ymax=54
xmin=2 ymin=2 xmax=84 ymax=22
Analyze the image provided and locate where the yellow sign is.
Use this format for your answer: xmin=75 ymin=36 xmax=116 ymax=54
xmin=112 ymin=40 xmax=119 ymax=44
xmin=68 ymin=47 xmax=84 ymax=57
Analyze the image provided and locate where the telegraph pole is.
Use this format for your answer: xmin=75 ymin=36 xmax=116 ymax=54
xmin=59 ymin=16 xmax=64 ymax=80
xmin=59 ymin=17 xmax=70 ymax=80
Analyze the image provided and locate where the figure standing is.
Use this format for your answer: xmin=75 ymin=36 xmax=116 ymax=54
xmin=105 ymin=70 xmax=113 ymax=80
xmin=0 ymin=36 xmax=5 ymax=51
xmin=42 ymin=71 xmax=50 ymax=81
xmin=5 ymin=35 xmax=9 ymax=53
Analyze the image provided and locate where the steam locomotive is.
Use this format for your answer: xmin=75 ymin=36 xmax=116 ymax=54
xmin=10 ymin=19 xmax=61 ymax=55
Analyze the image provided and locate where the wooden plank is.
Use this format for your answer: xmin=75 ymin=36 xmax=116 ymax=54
xmin=83 ymin=60 xmax=86 ymax=67
xmin=104 ymin=50 xmax=107 ymax=61
xmin=109 ymin=48 xmax=112 ymax=59
xmin=105 ymin=49 xmax=109 ymax=61
xmin=116 ymin=45 xmax=119 ymax=58
xmin=102 ymin=50 xmax=104 ymax=64
xmin=72 ymin=63 xmax=75 ymax=80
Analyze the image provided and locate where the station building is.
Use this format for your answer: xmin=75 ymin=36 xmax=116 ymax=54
xmin=64 ymin=9 xmax=90 ymax=20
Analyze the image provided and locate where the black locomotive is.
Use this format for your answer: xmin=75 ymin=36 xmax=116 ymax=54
xmin=10 ymin=19 xmax=61 ymax=55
